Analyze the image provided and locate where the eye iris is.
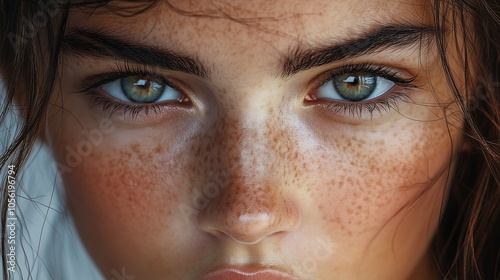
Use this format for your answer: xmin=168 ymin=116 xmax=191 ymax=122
xmin=333 ymin=74 xmax=377 ymax=101
xmin=121 ymin=76 xmax=166 ymax=103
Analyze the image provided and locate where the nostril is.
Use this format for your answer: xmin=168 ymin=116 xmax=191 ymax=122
xmin=199 ymin=212 xmax=279 ymax=244
xmin=205 ymin=214 xmax=282 ymax=244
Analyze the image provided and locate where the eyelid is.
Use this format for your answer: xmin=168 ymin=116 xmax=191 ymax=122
xmin=303 ymin=63 xmax=420 ymax=120
xmin=74 ymin=64 xmax=196 ymax=121
xmin=74 ymin=62 xmax=197 ymax=96
xmin=311 ymin=91 xmax=412 ymax=121
xmin=77 ymin=70 xmax=174 ymax=94
xmin=315 ymin=76 xmax=395 ymax=102
xmin=310 ymin=63 xmax=418 ymax=92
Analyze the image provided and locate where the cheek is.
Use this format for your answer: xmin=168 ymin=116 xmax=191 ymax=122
xmin=52 ymin=133 xmax=190 ymax=272
xmin=66 ymin=144 xmax=176 ymax=228
xmin=303 ymin=118 xmax=456 ymax=242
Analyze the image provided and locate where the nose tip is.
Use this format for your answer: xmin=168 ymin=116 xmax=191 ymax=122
xmin=198 ymin=184 xmax=300 ymax=244
xmin=201 ymin=212 xmax=296 ymax=244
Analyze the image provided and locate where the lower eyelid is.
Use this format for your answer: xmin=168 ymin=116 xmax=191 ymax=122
xmin=304 ymin=86 xmax=413 ymax=121
xmin=83 ymin=90 xmax=193 ymax=123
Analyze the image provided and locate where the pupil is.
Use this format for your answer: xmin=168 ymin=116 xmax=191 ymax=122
xmin=345 ymin=76 xmax=359 ymax=85
xmin=333 ymin=74 xmax=377 ymax=101
xmin=121 ymin=76 xmax=165 ymax=103
xmin=344 ymin=76 xmax=361 ymax=89
xmin=134 ymin=79 xmax=150 ymax=90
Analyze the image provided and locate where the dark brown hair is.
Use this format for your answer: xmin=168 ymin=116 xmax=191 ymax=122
xmin=0 ymin=1 xmax=499 ymax=279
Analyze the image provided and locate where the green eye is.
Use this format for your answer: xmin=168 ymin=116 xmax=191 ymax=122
xmin=101 ymin=75 xmax=183 ymax=104
xmin=316 ymin=73 xmax=395 ymax=102
xmin=333 ymin=74 xmax=377 ymax=101
xmin=121 ymin=76 xmax=166 ymax=103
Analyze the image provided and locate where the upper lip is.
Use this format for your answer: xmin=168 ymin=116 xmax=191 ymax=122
xmin=200 ymin=264 xmax=297 ymax=280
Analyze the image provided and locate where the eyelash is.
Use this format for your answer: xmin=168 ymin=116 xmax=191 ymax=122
xmin=308 ymin=63 xmax=419 ymax=119
xmin=78 ymin=63 xmax=418 ymax=120
xmin=77 ymin=64 xmax=185 ymax=119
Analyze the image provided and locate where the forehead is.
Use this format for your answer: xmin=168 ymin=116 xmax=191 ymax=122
xmin=67 ymin=0 xmax=431 ymax=81
xmin=69 ymin=0 xmax=430 ymax=43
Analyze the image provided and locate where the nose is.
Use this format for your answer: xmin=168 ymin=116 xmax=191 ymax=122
xmin=197 ymin=118 xmax=300 ymax=244
xmin=198 ymin=178 xmax=300 ymax=244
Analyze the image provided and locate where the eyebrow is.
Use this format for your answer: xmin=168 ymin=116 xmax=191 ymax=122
xmin=280 ymin=24 xmax=436 ymax=77
xmin=62 ymin=28 xmax=210 ymax=78
xmin=62 ymin=24 xmax=435 ymax=80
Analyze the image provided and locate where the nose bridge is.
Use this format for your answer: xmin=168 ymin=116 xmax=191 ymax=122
xmin=235 ymin=115 xmax=275 ymax=180
xmin=197 ymin=110 xmax=300 ymax=244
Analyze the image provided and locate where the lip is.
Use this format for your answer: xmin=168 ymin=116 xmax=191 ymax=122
xmin=201 ymin=265 xmax=296 ymax=280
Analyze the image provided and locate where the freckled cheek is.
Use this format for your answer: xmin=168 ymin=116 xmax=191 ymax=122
xmin=309 ymin=123 xmax=454 ymax=240
xmin=57 ymin=142 xmax=190 ymax=268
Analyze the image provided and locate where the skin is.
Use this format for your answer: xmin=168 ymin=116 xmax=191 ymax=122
xmin=45 ymin=0 xmax=467 ymax=279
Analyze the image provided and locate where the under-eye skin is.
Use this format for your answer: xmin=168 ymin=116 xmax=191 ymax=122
xmin=305 ymin=63 xmax=419 ymax=119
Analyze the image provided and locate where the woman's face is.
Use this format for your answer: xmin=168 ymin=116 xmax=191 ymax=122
xmin=46 ymin=0 xmax=466 ymax=279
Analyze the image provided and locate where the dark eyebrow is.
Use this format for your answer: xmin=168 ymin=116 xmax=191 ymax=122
xmin=280 ymin=24 xmax=436 ymax=77
xmin=62 ymin=28 xmax=210 ymax=78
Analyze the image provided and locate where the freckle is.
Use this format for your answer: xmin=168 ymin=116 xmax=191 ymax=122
xmin=346 ymin=177 xmax=353 ymax=184
xmin=155 ymin=144 xmax=162 ymax=153
xmin=338 ymin=182 xmax=343 ymax=189
xmin=131 ymin=143 xmax=140 ymax=154
xmin=120 ymin=150 xmax=132 ymax=160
